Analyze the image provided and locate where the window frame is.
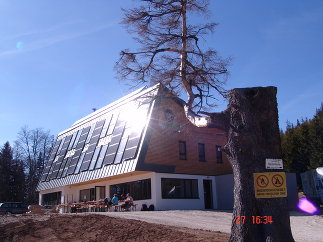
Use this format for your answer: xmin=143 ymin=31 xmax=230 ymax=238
xmin=179 ymin=141 xmax=187 ymax=160
xmin=198 ymin=143 xmax=206 ymax=162
xmin=42 ymin=191 xmax=62 ymax=205
xmin=109 ymin=178 xmax=151 ymax=201
xmin=161 ymin=178 xmax=199 ymax=199
xmin=216 ymin=145 xmax=223 ymax=163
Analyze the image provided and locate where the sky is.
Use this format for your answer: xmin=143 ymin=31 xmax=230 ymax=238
xmin=0 ymin=0 xmax=322 ymax=145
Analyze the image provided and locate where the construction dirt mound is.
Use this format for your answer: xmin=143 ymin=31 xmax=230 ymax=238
xmin=0 ymin=213 xmax=229 ymax=242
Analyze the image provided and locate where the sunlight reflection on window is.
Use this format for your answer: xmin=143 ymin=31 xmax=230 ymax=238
xmin=120 ymin=102 xmax=149 ymax=135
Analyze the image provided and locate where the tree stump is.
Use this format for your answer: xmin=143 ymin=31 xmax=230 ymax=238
xmin=223 ymin=86 xmax=294 ymax=241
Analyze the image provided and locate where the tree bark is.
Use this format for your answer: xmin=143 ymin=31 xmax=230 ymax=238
xmin=222 ymin=87 xmax=295 ymax=242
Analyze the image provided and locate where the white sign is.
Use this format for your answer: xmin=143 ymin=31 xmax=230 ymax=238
xmin=266 ymin=159 xmax=283 ymax=169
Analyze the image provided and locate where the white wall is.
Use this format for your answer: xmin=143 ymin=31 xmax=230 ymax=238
xmin=154 ymin=173 xmax=217 ymax=210
xmin=39 ymin=172 xmax=218 ymax=211
xmin=39 ymin=172 xmax=156 ymax=211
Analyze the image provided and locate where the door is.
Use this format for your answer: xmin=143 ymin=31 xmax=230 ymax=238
xmin=203 ymin=180 xmax=213 ymax=209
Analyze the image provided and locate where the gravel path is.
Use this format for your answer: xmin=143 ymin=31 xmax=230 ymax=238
xmin=105 ymin=210 xmax=323 ymax=242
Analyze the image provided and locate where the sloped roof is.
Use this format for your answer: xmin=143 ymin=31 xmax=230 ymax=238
xmin=37 ymin=85 xmax=159 ymax=191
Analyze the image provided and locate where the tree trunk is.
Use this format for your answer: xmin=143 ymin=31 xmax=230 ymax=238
xmin=222 ymin=87 xmax=295 ymax=241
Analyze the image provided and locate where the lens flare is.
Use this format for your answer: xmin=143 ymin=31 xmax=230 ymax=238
xmin=297 ymin=198 xmax=318 ymax=215
xmin=16 ymin=41 xmax=24 ymax=49
xmin=316 ymin=167 xmax=323 ymax=176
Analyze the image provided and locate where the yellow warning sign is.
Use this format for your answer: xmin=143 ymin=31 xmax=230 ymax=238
xmin=253 ymin=172 xmax=287 ymax=198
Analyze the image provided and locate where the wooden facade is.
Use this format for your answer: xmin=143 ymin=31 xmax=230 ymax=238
xmin=138 ymin=92 xmax=232 ymax=176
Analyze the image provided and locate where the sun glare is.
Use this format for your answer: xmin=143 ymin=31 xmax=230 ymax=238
xmin=120 ymin=103 xmax=149 ymax=134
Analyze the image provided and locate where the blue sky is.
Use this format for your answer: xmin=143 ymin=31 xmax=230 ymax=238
xmin=0 ymin=0 xmax=322 ymax=145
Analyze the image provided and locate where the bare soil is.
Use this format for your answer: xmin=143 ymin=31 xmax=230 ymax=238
xmin=0 ymin=213 xmax=230 ymax=242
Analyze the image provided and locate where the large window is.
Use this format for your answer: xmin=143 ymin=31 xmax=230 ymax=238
xmin=161 ymin=178 xmax=199 ymax=199
xmin=216 ymin=145 xmax=223 ymax=163
xmin=198 ymin=143 xmax=206 ymax=161
xmin=42 ymin=191 xmax=62 ymax=205
xmin=80 ymin=188 xmax=95 ymax=202
xmin=110 ymin=179 xmax=151 ymax=201
xmin=79 ymin=186 xmax=105 ymax=202
xmin=179 ymin=141 xmax=187 ymax=160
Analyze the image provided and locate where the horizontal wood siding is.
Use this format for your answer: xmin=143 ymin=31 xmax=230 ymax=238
xmin=142 ymin=97 xmax=232 ymax=176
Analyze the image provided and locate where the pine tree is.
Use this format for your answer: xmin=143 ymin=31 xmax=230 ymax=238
xmin=0 ymin=142 xmax=12 ymax=201
xmin=281 ymin=103 xmax=323 ymax=189
xmin=10 ymin=159 xmax=25 ymax=202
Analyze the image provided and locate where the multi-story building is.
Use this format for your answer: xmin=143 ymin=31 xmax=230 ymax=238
xmin=37 ymin=84 xmax=234 ymax=210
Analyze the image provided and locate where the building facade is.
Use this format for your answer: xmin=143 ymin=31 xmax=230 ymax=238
xmin=37 ymin=85 xmax=233 ymax=210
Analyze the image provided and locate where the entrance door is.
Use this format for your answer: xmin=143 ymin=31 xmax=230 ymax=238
xmin=203 ymin=180 xmax=213 ymax=209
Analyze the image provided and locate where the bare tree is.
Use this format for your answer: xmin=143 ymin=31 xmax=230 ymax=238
xmin=116 ymin=1 xmax=295 ymax=241
xmin=116 ymin=0 xmax=230 ymax=113
xmin=14 ymin=126 xmax=54 ymax=204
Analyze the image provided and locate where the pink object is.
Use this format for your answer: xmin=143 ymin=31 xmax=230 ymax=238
xmin=297 ymin=198 xmax=318 ymax=215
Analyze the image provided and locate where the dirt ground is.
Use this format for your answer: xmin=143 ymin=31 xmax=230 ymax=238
xmin=0 ymin=213 xmax=230 ymax=242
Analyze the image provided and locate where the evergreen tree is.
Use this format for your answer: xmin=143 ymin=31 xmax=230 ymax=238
xmin=0 ymin=142 xmax=25 ymax=202
xmin=281 ymin=103 xmax=323 ymax=188
xmin=10 ymin=159 xmax=25 ymax=202
xmin=0 ymin=142 xmax=12 ymax=202
xmin=308 ymin=104 xmax=323 ymax=168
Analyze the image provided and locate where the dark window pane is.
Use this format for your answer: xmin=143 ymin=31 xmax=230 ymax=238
xmin=89 ymin=146 xmax=101 ymax=170
xmin=110 ymin=179 xmax=151 ymax=201
xmin=74 ymin=152 xmax=86 ymax=174
xmin=41 ymin=139 xmax=62 ymax=181
xmin=72 ymin=130 xmax=82 ymax=149
xmin=122 ymin=147 xmax=137 ymax=160
xmin=95 ymin=144 xmax=108 ymax=169
xmin=114 ymin=136 xmax=128 ymax=164
xmin=66 ymin=126 xmax=91 ymax=175
xmin=100 ymin=116 xmax=112 ymax=138
xmin=68 ymin=131 xmax=78 ymax=150
xmin=42 ymin=191 xmax=62 ymax=205
xmin=161 ymin=178 xmax=199 ymax=199
xmin=179 ymin=141 xmax=187 ymax=160
xmin=216 ymin=145 xmax=223 ymax=163
xmin=198 ymin=143 xmax=206 ymax=161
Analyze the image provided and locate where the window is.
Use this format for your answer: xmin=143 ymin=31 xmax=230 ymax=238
xmin=74 ymin=152 xmax=86 ymax=174
xmin=79 ymin=187 xmax=105 ymax=202
xmin=110 ymin=179 xmax=151 ymax=201
xmin=72 ymin=130 xmax=82 ymax=148
xmin=68 ymin=131 xmax=78 ymax=150
xmin=198 ymin=143 xmax=206 ymax=161
xmin=100 ymin=115 xmax=112 ymax=138
xmin=42 ymin=191 xmax=62 ymax=205
xmin=216 ymin=145 xmax=223 ymax=163
xmin=85 ymin=124 xmax=96 ymax=143
xmin=88 ymin=146 xmax=101 ymax=170
xmin=95 ymin=144 xmax=108 ymax=169
xmin=161 ymin=178 xmax=198 ymax=199
xmin=179 ymin=141 xmax=187 ymax=160
xmin=80 ymin=188 xmax=95 ymax=202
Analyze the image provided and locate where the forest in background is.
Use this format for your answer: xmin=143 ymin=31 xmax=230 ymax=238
xmin=0 ymin=127 xmax=53 ymax=204
xmin=281 ymin=103 xmax=323 ymax=188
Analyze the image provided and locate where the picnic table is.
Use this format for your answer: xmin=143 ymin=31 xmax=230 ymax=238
xmin=57 ymin=200 xmax=137 ymax=213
